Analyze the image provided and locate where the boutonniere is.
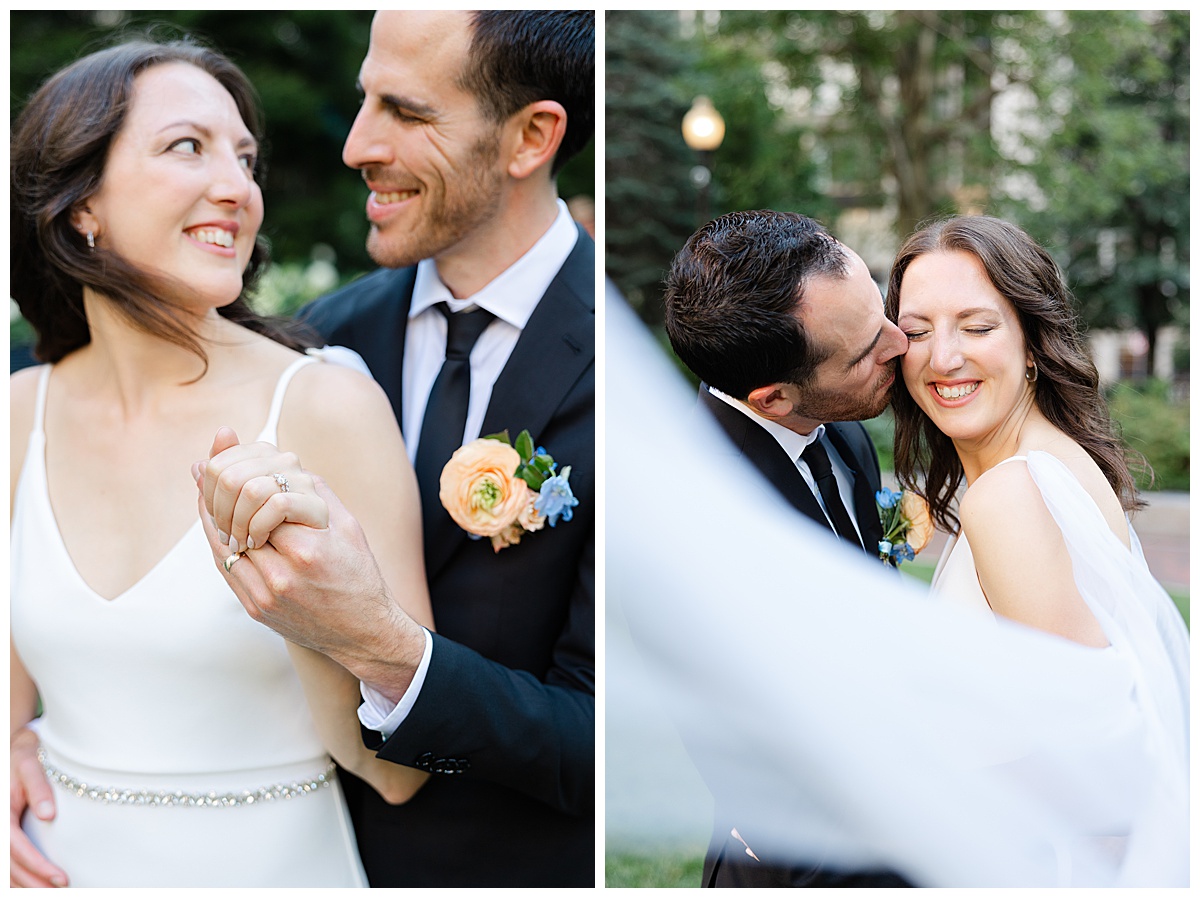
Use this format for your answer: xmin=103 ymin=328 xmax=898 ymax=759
xmin=439 ymin=429 xmax=579 ymax=552
xmin=875 ymin=487 xmax=934 ymax=566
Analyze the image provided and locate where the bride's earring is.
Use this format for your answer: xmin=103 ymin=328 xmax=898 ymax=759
xmin=86 ymin=230 xmax=95 ymax=250
xmin=1025 ymin=361 xmax=1038 ymax=383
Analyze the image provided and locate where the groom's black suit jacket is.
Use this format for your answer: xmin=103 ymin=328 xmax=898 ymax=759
xmin=694 ymin=387 xmax=910 ymax=888
xmin=298 ymin=229 xmax=594 ymax=887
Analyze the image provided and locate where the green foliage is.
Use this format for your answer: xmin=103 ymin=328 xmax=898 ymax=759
xmin=1107 ymin=380 xmax=1190 ymax=492
xmin=1006 ymin=11 xmax=1188 ymax=376
xmin=604 ymin=11 xmax=700 ymax=325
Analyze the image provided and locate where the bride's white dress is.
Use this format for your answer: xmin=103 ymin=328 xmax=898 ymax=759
xmin=926 ymin=453 xmax=1189 ymax=881
xmin=11 ymin=357 xmax=367 ymax=887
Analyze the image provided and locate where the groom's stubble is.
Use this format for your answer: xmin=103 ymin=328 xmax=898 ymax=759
xmin=364 ymin=127 xmax=506 ymax=271
xmin=788 ymin=357 xmax=898 ymax=424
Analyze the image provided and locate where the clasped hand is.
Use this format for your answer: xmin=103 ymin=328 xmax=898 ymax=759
xmin=194 ymin=427 xmax=420 ymax=695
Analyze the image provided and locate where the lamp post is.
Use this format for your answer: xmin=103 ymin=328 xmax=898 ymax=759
xmin=681 ymin=95 xmax=725 ymax=226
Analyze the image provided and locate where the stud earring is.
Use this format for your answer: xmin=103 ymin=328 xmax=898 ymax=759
xmin=1025 ymin=362 xmax=1038 ymax=383
xmin=87 ymin=231 xmax=95 ymax=250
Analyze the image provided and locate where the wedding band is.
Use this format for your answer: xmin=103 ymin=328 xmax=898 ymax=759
xmin=223 ymin=551 xmax=246 ymax=573
xmin=272 ymin=472 xmax=291 ymax=493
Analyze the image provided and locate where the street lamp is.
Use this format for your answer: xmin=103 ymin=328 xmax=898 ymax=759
xmin=682 ymin=95 xmax=725 ymax=225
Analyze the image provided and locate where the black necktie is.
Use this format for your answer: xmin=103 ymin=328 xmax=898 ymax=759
xmin=803 ymin=437 xmax=862 ymax=548
xmin=413 ymin=303 xmax=495 ymax=514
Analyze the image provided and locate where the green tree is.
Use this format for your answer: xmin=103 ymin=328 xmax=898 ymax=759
xmin=604 ymin=10 xmax=699 ymax=325
xmin=711 ymin=11 xmax=1055 ymax=238
xmin=1016 ymin=11 xmax=1189 ymax=378
xmin=606 ymin=11 xmax=837 ymax=327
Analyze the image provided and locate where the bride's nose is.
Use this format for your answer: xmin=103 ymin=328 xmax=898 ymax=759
xmin=929 ymin=331 xmax=964 ymax=374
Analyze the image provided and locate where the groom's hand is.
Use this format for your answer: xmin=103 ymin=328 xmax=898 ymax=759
xmin=196 ymin=449 xmax=425 ymax=705
xmin=9 ymin=727 xmax=67 ymax=888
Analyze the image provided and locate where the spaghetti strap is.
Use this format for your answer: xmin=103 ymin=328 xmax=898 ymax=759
xmin=258 ymin=355 xmax=320 ymax=444
xmin=31 ymin=364 xmax=52 ymax=437
xmin=994 ymin=455 xmax=1028 ymax=467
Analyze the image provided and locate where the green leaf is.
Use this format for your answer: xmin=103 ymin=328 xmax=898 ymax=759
xmin=484 ymin=430 xmax=512 ymax=445
xmin=517 ymin=466 xmax=545 ymax=491
xmin=515 ymin=429 xmax=535 ymax=462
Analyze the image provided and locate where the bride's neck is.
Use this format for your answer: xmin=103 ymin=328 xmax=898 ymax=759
xmin=74 ymin=289 xmax=233 ymax=414
xmin=954 ymin=399 xmax=1051 ymax=485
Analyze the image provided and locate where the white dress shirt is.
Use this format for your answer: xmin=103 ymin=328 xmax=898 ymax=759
xmin=359 ymin=200 xmax=580 ymax=738
xmin=707 ymin=386 xmax=865 ymax=545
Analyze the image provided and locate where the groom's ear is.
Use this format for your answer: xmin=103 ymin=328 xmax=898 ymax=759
xmin=746 ymin=384 xmax=795 ymax=419
xmin=505 ymin=99 xmax=567 ymax=180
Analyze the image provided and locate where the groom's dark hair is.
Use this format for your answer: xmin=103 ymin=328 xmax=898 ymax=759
xmin=462 ymin=11 xmax=594 ymax=176
xmin=663 ymin=210 xmax=849 ymax=399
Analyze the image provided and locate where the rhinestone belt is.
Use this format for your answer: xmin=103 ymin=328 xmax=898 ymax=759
xmin=37 ymin=747 xmax=335 ymax=808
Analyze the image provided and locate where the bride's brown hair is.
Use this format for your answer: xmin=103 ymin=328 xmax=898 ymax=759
xmin=10 ymin=36 xmax=312 ymax=368
xmin=885 ymin=215 xmax=1144 ymax=533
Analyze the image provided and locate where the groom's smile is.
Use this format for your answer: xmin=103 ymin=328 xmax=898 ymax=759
xmin=342 ymin=11 xmax=509 ymax=274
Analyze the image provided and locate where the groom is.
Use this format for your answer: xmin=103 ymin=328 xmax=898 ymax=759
xmin=224 ymin=11 xmax=594 ymax=887
xmin=296 ymin=11 xmax=594 ymax=887
xmin=662 ymin=210 xmax=911 ymax=887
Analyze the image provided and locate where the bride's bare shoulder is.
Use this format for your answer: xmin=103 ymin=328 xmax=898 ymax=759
xmin=276 ymin=355 xmax=404 ymax=460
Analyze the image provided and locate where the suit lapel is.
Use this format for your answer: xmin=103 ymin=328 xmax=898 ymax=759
xmin=698 ymin=388 xmax=830 ymax=527
xmin=424 ymin=230 xmax=595 ymax=578
xmin=362 ymin=268 xmax=415 ymax=430
xmin=699 ymin=391 xmax=886 ymax=553
xmin=825 ymin=423 xmax=884 ymax=552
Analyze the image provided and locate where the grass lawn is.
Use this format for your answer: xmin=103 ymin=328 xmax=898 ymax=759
xmin=605 ymin=846 xmax=705 ymax=888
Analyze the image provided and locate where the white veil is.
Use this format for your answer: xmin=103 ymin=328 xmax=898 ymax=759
xmin=604 ymin=288 xmax=1189 ymax=887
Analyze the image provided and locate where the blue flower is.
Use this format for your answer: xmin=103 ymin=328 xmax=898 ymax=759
xmin=875 ymin=488 xmax=901 ymax=509
xmin=890 ymin=542 xmax=915 ymax=563
xmin=535 ymin=466 xmax=578 ymax=526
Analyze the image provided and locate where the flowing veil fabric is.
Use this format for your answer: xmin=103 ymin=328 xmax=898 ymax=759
xmin=605 ymin=289 xmax=1188 ymax=887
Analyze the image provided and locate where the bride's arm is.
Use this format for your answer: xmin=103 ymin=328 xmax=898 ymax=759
xmin=10 ymin=371 xmax=71 ymax=887
xmin=264 ymin=362 xmax=434 ymax=803
xmin=960 ymin=464 xmax=1108 ymax=648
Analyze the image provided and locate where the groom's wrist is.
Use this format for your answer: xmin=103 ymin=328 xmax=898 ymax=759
xmin=358 ymin=627 xmax=434 ymax=738
xmin=345 ymin=608 xmax=427 ymax=705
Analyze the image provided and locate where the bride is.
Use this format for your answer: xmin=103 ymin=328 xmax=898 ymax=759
xmin=886 ymin=215 xmax=1188 ymax=879
xmin=10 ymin=39 xmax=432 ymax=887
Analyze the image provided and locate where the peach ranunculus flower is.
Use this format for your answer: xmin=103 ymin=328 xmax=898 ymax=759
xmin=439 ymin=439 xmax=530 ymax=540
xmin=900 ymin=490 xmax=934 ymax=554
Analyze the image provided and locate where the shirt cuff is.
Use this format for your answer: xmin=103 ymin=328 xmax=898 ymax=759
xmin=356 ymin=627 xmax=433 ymax=740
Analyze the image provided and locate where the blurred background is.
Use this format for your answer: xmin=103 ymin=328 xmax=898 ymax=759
xmin=9 ymin=10 xmax=595 ymax=364
xmin=605 ymin=10 xmax=1188 ymax=886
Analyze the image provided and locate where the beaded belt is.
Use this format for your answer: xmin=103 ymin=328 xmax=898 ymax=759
xmin=37 ymin=747 xmax=336 ymax=808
